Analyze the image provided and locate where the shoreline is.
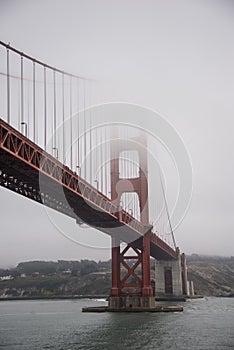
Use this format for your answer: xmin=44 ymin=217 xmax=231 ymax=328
xmin=0 ymin=295 xmax=109 ymax=301
xmin=0 ymin=294 xmax=233 ymax=302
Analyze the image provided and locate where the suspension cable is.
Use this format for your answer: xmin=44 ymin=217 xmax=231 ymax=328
xmin=77 ymin=78 xmax=80 ymax=170
xmin=33 ymin=61 xmax=36 ymax=142
xmin=62 ymin=73 xmax=65 ymax=163
xmin=70 ymin=76 xmax=73 ymax=170
xmin=89 ymin=83 xmax=92 ymax=184
xmin=21 ymin=56 xmax=24 ymax=126
xmin=100 ymin=126 xmax=103 ymax=193
xmin=53 ymin=71 xmax=57 ymax=151
xmin=1 ymin=40 xmax=92 ymax=171
xmin=83 ymin=80 xmax=86 ymax=179
xmin=0 ymin=40 xmax=88 ymax=81
xmin=104 ymin=125 xmax=107 ymax=195
xmin=44 ymin=66 xmax=47 ymax=150
xmin=17 ymin=79 xmax=20 ymax=130
xmin=159 ymin=171 xmax=177 ymax=249
xmin=6 ymin=47 xmax=10 ymax=124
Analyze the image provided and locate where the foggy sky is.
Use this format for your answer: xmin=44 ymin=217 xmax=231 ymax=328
xmin=0 ymin=0 xmax=234 ymax=268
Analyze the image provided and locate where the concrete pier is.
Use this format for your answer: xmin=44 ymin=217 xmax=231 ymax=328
xmin=82 ymin=293 xmax=183 ymax=313
xmin=82 ymin=305 xmax=183 ymax=313
xmin=155 ymin=253 xmax=183 ymax=297
xmin=83 ymin=294 xmax=183 ymax=313
xmin=109 ymin=295 xmax=156 ymax=309
xmin=155 ymin=250 xmax=191 ymax=298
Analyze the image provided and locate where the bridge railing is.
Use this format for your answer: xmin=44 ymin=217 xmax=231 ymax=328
xmin=150 ymin=232 xmax=177 ymax=258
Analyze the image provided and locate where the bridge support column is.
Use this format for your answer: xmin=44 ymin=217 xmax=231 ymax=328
xmin=142 ymin=230 xmax=153 ymax=297
xmin=111 ymin=237 xmax=120 ymax=297
xmin=155 ymin=250 xmax=188 ymax=298
xmin=109 ymin=230 xmax=155 ymax=310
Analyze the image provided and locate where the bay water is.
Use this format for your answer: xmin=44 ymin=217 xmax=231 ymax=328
xmin=0 ymin=297 xmax=233 ymax=349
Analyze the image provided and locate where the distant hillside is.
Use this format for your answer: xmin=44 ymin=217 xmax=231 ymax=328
xmin=0 ymin=260 xmax=112 ymax=298
xmin=0 ymin=255 xmax=233 ymax=298
xmin=187 ymin=255 xmax=234 ymax=296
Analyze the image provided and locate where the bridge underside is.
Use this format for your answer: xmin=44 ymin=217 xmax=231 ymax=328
xmin=0 ymin=149 xmax=172 ymax=260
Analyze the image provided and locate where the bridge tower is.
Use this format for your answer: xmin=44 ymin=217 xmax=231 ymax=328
xmin=155 ymin=248 xmax=189 ymax=298
xmin=109 ymin=133 xmax=155 ymax=309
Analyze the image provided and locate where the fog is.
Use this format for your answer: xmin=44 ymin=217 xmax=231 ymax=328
xmin=0 ymin=0 xmax=234 ymax=267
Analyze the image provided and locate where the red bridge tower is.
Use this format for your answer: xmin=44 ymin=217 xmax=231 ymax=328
xmin=109 ymin=133 xmax=155 ymax=309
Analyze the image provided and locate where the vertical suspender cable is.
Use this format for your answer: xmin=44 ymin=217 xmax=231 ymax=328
xmin=125 ymin=132 xmax=127 ymax=180
xmin=33 ymin=61 xmax=36 ymax=142
xmin=62 ymin=73 xmax=65 ymax=164
xmin=100 ymin=128 xmax=103 ymax=193
xmin=106 ymin=126 xmax=108 ymax=197
xmin=123 ymin=131 xmax=126 ymax=210
xmin=135 ymin=195 xmax=137 ymax=219
xmin=160 ymin=207 xmax=164 ymax=237
xmin=124 ymin=130 xmax=126 ymax=211
xmin=77 ymin=78 xmax=80 ymax=170
xmin=95 ymin=114 xmax=98 ymax=186
xmin=103 ymin=124 xmax=105 ymax=195
xmin=53 ymin=70 xmax=57 ymax=151
xmin=75 ymin=86 xmax=78 ymax=173
xmin=133 ymin=194 xmax=136 ymax=219
xmin=44 ymin=66 xmax=47 ymax=150
xmin=160 ymin=207 xmax=162 ymax=235
xmin=123 ymin=135 xmax=126 ymax=180
xmin=108 ymin=127 xmax=110 ymax=197
xmin=18 ymin=80 xmax=20 ymax=130
xmin=131 ymin=153 xmax=132 ymax=178
xmin=105 ymin=125 xmax=107 ymax=196
xmin=21 ymin=56 xmax=24 ymax=126
xmin=70 ymin=76 xmax=73 ymax=170
xmin=128 ymin=141 xmax=130 ymax=181
xmin=83 ymin=80 xmax=87 ymax=180
xmin=124 ymin=131 xmax=129 ymax=180
xmin=6 ymin=47 xmax=10 ymax=124
xmin=89 ymin=83 xmax=92 ymax=184
xmin=159 ymin=171 xmax=176 ymax=249
xmin=80 ymin=86 xmax=83 ymax=178
xmin=130 ymin=154 xmax=134 ymax=178
xmin=93 ymin=83 xmax=97 ymax=188
xmin=27 ymin=82 xmax=30 ymax=136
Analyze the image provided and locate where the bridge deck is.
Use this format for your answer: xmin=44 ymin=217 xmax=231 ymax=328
xmin=0 ymin=118 xmax=177 ymax=260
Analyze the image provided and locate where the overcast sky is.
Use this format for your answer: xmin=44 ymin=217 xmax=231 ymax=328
xmin=0 ymin=0 xmax=234 ymax=268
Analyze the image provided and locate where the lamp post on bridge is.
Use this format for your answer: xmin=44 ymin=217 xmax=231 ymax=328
xmin=53 ymin=147 xmax=58 ymax=160
xmin=76 ymin=165 xmax=80 ymax=176
xmin=21 ymin=122 xmax=28 ymax=137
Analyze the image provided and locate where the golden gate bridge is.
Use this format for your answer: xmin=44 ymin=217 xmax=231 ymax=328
xmin=0 ymin=41 xmax=189 ymax=310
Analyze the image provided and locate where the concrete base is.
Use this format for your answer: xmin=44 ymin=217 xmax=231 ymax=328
xmin=186 ymin=295 xmax=204 ymax=299
xmin=156 ymin=296 xmax=186 ymax=302
xmin=109 ymin=295 xmax=156 ymax=309
xmin=155 ymin=256 xmax=183 ymax=297
xmin=82 ymin=305 xmax=183 ymax=313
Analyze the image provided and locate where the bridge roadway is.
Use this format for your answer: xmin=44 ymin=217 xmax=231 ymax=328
xmin=0 ymin=118 xmax=177 ymax=260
